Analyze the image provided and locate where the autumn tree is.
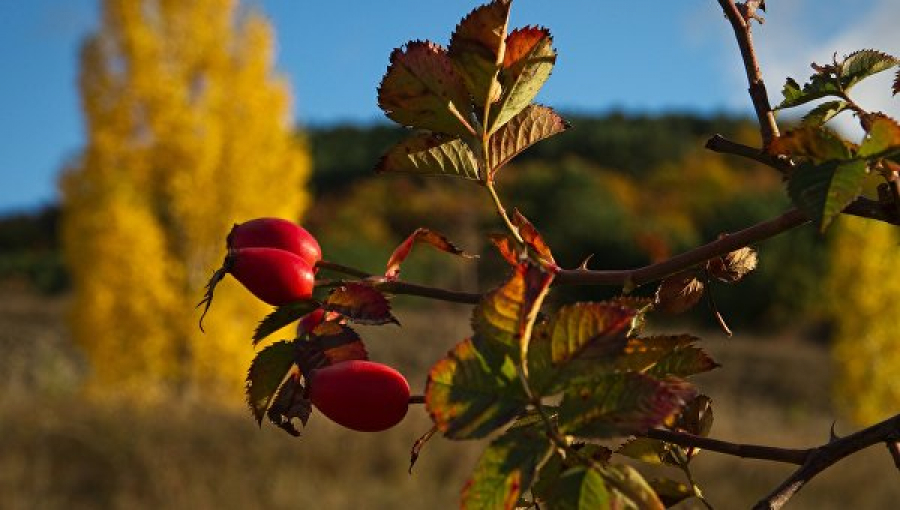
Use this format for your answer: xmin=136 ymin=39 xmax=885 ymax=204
xmin=60 ymin=0 xmax=310 ymax=400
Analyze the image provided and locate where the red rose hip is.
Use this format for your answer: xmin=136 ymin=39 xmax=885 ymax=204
xmin=227 ymin=247 xmax=315 ymax=306
xmin=309 ymin=360 xmax=410 ymax=432
xmin=228 ymin=218 xmax=322 ymax=268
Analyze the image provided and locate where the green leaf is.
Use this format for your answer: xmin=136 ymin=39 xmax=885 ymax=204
xmin=425 ymin=337 xmax=529 ymax=439
xmin=385 ymin=227 xmax=477 ymax=279
xmin=246 ymin=341 xmax=297 ymax=424
xmin=378 ymin=41 xmax=475 ymax=137
xmin=769 ymin=126 xmax=852 ymax=162
xmin=648 ymin=478 xmax=693 ymax=508
xmin=777 ymin=75 xmax=841 ymax=110
xmin=841 ymin=49 xmax=900 ymax=91
xmin=616 ymin=437 xmax=671 ymax=465
xmin=488 ymin=27 xmax=556 ymax=134
xmin=325 ymin=283 xmax=398 ymax=326
xmin=550 ymin=303 xmax=635 ymax=364
xmin=619 ymin=336 xmax=720 ymax=378
xmin=472 ymin=262 xmax=555 ymax=362
xmin=253 ymin=300 xmax=320 ymax=345
xmin=550 ymin=465 xmax=664 ymax=510
xmin=558 ymin=373 xmax=696 ymax=439
xmin=801 ymin=100 xmax=848 ymax=127
xmin=375 ymin=132 xmax=480 ymax=180
xmin=461 ymin=424 xmax=553 ymax=510
xmin=448 ymin=0 xmax=511 ymax=111
xmin=488 ymin=105 xmax=569 ymax=174
xmin=550 ymin=467 xmax=613 ymax=510
xmin=788 ymin=159 xmax=868 ymax=231
xmin=858 ymin=115 xmax=900 ymax=158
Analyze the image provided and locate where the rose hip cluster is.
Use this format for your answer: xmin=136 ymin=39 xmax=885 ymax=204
xmin=201 ymin=218 xmax=409 ymax=432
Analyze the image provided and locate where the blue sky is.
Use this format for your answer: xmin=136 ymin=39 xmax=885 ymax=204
xmin=2 ymin=0 xmax=899 ymax=214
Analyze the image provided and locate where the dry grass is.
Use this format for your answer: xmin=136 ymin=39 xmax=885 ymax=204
xmin=0 ymin=288 xmax=897 ymax=509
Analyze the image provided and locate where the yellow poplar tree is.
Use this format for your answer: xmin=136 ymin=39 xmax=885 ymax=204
xmin=60 ymin=0 xmax=310 ymax=402
xmin=826 ymin=216 xmax=900 ymax=425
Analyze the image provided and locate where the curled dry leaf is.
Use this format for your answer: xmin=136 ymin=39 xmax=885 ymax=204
xmin=707 ymin=246 xmax=758 ymax=283
xmin=655 ymin=271 xmax=705 ymax=314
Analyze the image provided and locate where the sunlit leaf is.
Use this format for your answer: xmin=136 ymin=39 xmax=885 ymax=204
xmin=620 ymin=336 xmax=720 ymax=378
xmin=788 ymin=159 xmax=868 ymax=231
xmin=550 ymin=465 xmax=664 ymax=510
xmin=549 ymin=303 xmax=635 ymax=364
xmin=461 ymin=424 xmax=553 ymax=510
xmin=310 ymin=321 xmax=368 ymax=364
xmin=558 ymin=373 xmax=696 ymax=439
xmin=603 ymin=464 xmax=666 ymax=510
xmin=841 ymin=49 xmax=900 ymax=91
xmin=266 ymin=372 xmax=312 ymax=437
xmin=707 ymin=246 xmax=758 ymax=283
xmin=246 ymin=341 xmax=296 ymax=424
xmin=253 ymin=300 xmax=320 ymax=345
xmin=385 ymin=227 xmax=477 ymax=279
xmin=473 ymin=262 xmax=554 ymax=359
xmin=448 ymin=0 xmax=511 ymax=109
xmin=488 ymin=27 xmax=556 ymax=133
xmin=375 ymin=132 xmax=480 ymax=180
xmin=769 ymin=126 xmax=852 ymax=162
xmin=488 ymin=105 xmax=569 ymax=174
xmin=425 ymin=337 xmax=529 ymax=439
xmin=617 ymin=437 xmax=670 ymax=465
xmin=511 ymin=208 xmax=557 ymax=269
xmin=325 ymin=283 xmax=399 ymax=325
xmin=858 ymin=115 xmax=900 ymax=158
xmin=801 ymin=100 xmax=848 ymax=127
xmin=378 ymin=41 xmax=475 ymax=137
xmin=654 ymin=271 xmax=704 ymax=314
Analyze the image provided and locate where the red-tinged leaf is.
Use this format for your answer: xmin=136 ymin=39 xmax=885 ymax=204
xmin=425 ymin=337 xmax=529 ymax=439
xmin=409 ymin=425 xmax=438 ymax=474
xmin=488 ymin=234 xmax=521 ymax=266
xmin=448 ymin=0 xmax=511 ymax=109
xmin=549 ymin=303 xmax=636 ymax=364
xmin=325 ymin=283 xmax=398 ymax=326
xmin=858 ymin=115 xmax=900 ymax=158
xmin=655 ymin=271 xmax=704 ymax=314
xmin=707 ymin=247 xmax=758 ymax=283
xmin=558 ymin=373 xmax=696 ymax=439
xmin=488 ymin=104 xmax=569 ymax=174
xmin=461 ymin=424 xmax=552 ymax=510
xmin=488 ymin=27 xmax=556 ymax=134
xmin=473 ymin=262 xmax=555 ymax=361
xmin=620 ymin=336 xmax=720 ymax=378
xmin=310 ymin=321 xmax=368 ymax=365
xmin=246 ymin=341 xmax=297 ymax=424
xmin=768 ymin=126 xmax=853 ymax=162
xmin=378 ymin=41 xmax=475 ymax=137
xmin=375 ymin=132 xmax=480 ymax=180
xmin=266 ymin=372 xmax=312 ymax=437
xmin=511 ymin=209 xmax=557 ymax=269
xmin=385 ymin=227 xmax=476 ymax=279
xmin=788 ymin=159 xmax=868 ymax=231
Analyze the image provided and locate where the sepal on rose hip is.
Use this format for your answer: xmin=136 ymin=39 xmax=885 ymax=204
xmin=198 ymin=247 xmax=316 ymax=331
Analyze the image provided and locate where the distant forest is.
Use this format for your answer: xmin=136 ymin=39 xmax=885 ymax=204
xmin=1 ymin=112 xmax=833 ymax=330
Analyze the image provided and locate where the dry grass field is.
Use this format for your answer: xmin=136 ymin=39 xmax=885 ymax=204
xmin=1 ymin=287 xmax=897 ymax=509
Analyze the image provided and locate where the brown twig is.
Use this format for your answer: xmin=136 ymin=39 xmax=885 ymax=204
xmin=717 ymin=0 xmax=780 ymax=146
xmin=752 ymin=413 xmax=900 ymax=509
xmin=705 ymin=134 xmax=791 ymax=173
xmin=645 ymin=428 xmax=808 ymax=465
